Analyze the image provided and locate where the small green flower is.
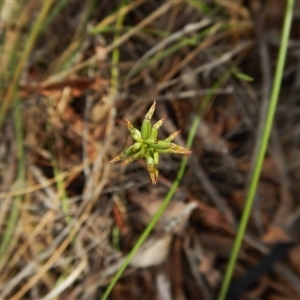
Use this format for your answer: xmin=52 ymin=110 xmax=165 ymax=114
xmin=110 ymin=100 xmax=191 ymax=184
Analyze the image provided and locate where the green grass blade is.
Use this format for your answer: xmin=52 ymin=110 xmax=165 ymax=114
xmin=0 ymin=0 xmax=54 ymax=129
xmin=110 ymin=1 xmax=126 ymax=95
xmin=0 ymin=0 xmax=53 ymax=263
xmin=0 ymin=94 xmax=25 ymax=261
xmin=217 ymin=1 xmax=295 ymax=299
xmin=40 ymin=0 xmax=68 ymax=31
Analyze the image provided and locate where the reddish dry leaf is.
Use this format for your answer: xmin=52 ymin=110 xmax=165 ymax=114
xmin=60 ymin=106 xmax=85 ymax=137
xmin=198 ymin=251 xmax=220 ymax=288
xmin=224 ymin=114 xmax=241 ymax=132
xmin=112 ymin=283 xmax=133 ymax=300
xmin=113 ymin=196 xmax=129 ymax=236
xmin=20 ymin=77 xmax=109 ymax=98
xmin=237 ymin=157 xmax=279 ymax=180
xmin=196 ymin=200 xmax=231 ymax=232
xmin=230 ymin=190 xmax=246 ymax=212
xmin=200 ymin=233 xmax=246 ymax=259
xmin=261 ymin=225 xmax=292 ymax=244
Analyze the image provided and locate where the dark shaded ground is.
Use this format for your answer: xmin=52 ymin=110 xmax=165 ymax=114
xmin=1 ymin=1 xmax=300 ymax=299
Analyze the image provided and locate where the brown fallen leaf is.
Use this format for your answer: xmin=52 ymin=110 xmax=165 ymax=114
xmin=261 ymin=225 xmax=292 ymax=244
xmin=129 ymin=192 xmax=197 ymax=233
xmin=130 ymin=234 xmax=173 ymax=268
xmin=20 ymin=77 xmax=109 ymax=98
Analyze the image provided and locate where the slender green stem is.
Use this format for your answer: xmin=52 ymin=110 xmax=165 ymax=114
xmin=110 ymin=1 xmax=126 ymax=95
xmin=0 ymin=0 xmax=53 ymax=129
xmin=217 ymin=1 xmax=295 ymax=299
xmin=0 ymin=0 xmax=53 ymax=262
xmin=40 ymin=0 xmax=68 ymax=31
xmin=0 ymin=94 xmax=25 ymax=260
xmin=130 ymin=32 xmax=207 ymax=78
xmin=101 ymin=71 xmax=230 ymax=300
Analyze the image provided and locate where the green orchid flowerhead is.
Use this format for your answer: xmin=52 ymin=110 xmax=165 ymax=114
xmin=110 ymin=100 xmax=191 ymax=184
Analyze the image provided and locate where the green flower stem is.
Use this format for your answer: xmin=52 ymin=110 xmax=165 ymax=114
xmin=217 ymin=1 xmax=295 ymax=299
xmin=101 ymin=71 xmax=230 ymax=300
